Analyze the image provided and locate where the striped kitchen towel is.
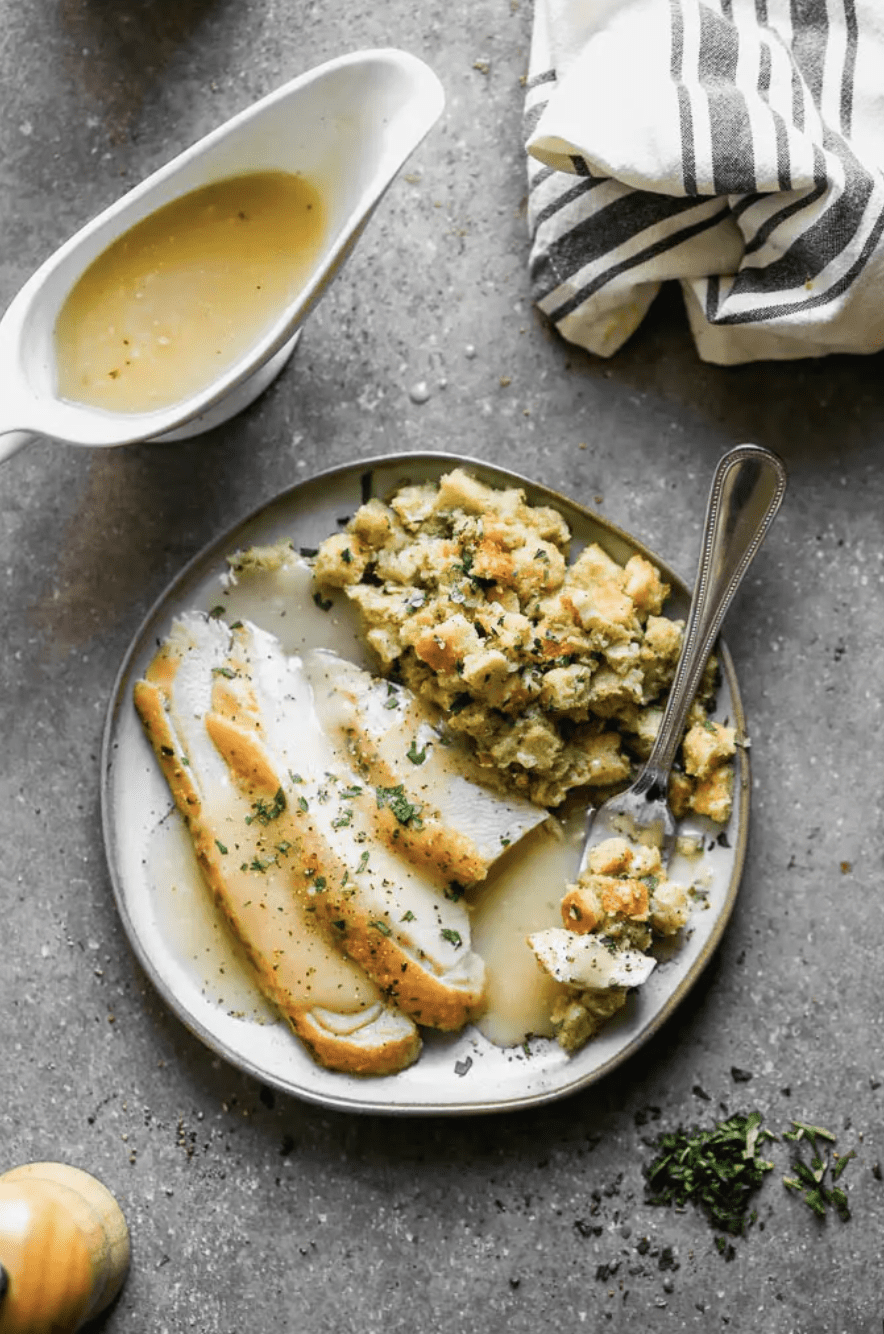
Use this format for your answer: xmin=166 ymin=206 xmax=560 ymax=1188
xmin=525 ymin=0 xmax=884 ymax=363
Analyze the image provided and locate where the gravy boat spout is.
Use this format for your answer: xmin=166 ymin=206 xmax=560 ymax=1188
xmin=0 ymin=48 xmax=445 ymax=464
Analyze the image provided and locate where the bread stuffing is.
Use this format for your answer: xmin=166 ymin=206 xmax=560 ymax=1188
xmin=312 ymin=467 xmax=735 ymax=815
xmin=530 ymin=835 xmax=691 ymax=1050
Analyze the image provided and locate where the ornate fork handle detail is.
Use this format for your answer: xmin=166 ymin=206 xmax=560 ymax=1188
xmin=641 ymin=443 xmax=788 ymax=788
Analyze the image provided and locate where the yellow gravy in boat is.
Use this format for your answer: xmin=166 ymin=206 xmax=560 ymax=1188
xmin=55 ymin=170 xmax=325 ymax=413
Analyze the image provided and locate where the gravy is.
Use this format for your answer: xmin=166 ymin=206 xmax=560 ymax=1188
xmin=55 ymin=170 xmax=324 ymax=413
xmin=470 ymin=812 xmax=582 ymax=1046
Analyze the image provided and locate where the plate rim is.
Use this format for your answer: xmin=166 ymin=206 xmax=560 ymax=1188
xmin=100 ymin=450 xmax=749 ymax=1115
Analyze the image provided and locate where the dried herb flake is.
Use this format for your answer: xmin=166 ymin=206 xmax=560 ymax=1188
xmin=376 ymin=784 xmax=424 ymax=829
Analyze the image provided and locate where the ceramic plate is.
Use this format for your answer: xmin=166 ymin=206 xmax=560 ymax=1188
xmin=101 ymin=453 xmax=748 ymax=1115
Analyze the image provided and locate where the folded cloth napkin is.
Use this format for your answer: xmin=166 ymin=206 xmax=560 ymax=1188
xmin=524 ymin=0 xmax=884 ymax=363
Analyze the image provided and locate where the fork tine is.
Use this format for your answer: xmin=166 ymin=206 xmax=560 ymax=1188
xmin=579 ymin=771 xmax=676 ymax=873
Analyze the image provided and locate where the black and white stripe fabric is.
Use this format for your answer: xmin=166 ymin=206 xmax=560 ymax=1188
xmin=525 ymin=0 xmax=884 ymax=363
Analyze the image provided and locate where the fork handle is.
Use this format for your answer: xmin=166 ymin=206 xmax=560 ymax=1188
xmin=641 ymin=444 xmax=787 ymax=784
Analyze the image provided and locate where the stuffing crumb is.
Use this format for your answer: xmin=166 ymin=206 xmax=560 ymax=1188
xmin=226 ymin=539 xmax=295 ymax=578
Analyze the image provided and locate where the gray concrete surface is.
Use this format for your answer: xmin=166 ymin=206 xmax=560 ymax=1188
xmin=1 ymin=2 xmax=882 ymax=1331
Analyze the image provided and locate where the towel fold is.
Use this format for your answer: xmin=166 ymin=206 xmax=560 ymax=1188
xmin=525 ymin=0 xmax=884 ymax=363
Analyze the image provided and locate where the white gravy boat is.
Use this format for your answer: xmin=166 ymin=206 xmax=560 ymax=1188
xmin=0 ymin=48 xmax=444 ymax=464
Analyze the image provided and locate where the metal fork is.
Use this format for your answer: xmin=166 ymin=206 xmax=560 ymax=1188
xmin=579 ymin=443 xmax=787 ymax=871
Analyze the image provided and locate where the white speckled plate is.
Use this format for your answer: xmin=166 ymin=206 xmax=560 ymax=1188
xmin=101 ymin=453 xmax=748 ymax=1115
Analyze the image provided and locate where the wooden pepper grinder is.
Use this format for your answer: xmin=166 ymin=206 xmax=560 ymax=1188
xmin=0 ymin=1163 xmax=130 ymax=1333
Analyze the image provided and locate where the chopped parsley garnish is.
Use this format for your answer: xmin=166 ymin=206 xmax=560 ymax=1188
xmin=375 ymin=784 xmax=424 ymax=829
xmin=782 ymin=1122 xmax=854 ymax=1220
xmin=406 ymin=739 xmax=427 ymax=765
xmin=356 ymin=851 xmax=370 ymax=874
xmin=370 ymin=919 xmax=392 ymax=936
xmin=645 ymin=1112 xmax=775 ymax=1237
xmin=243 ymin=856 xmax=274 ymax=874
xmin=212 ymin=666 xmax=237 ymax=679
xmin=331 ymin=811 xmax=353 ymax=829
xmin=646 ymin=1112 xmax=860 ymax=1242
xmin=245 ymin=788 xmax=287 ymax=825
xmin=312 ymin=591 xmax=333 ymax=612
xmin=215 ymin=839 xmax=228 ymax=855
xmin=441 ymin=928 xmax=463 ymax=948
xmin=297 ymin=796 xmax=309 ymax=813
xmin=340 ymin=785 xmax=363 ymax=799
xmin=208 ymin=605 xmax=226 ymax=619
